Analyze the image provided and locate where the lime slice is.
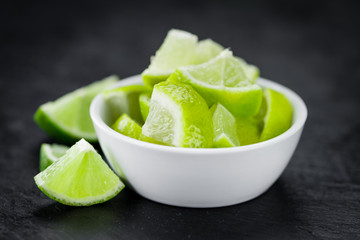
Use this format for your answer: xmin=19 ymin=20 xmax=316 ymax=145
xmin=142 ymin=81 xmax=213 ymax=148
xmin=260 ymin=88 xmax=293 ymax=141
xmin=139 ymin=92 xmax=151 ymax=122
xmin=34 ymin=75 xmax=118 ymax=144
xmin=102 ymin=85 xmax=149 ymax=125
xmin=39 ymin=143 xmax=69 ymax=171
xmin=34 ymin=139 xmax=124 ymax=206
xmin=236 ymin=117 xmax=261 ymax=146
xmin=142 ymin=29 xmax=199 ymax=87
xmin=196 ymin=39 xmax=224 ymax=63
xmin=169 ymin=49 xmax=263 ymax=117
xmin=236 ymin=57 xmax=260 ymax=83
xmin=210 ymin=103 xmax=240 ymax=148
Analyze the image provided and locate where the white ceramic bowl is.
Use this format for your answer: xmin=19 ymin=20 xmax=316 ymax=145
xmin=90 ymin=75 xmax=307 ymax=208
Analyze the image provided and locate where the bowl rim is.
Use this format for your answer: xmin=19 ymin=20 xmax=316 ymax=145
xmin=90 ymin=74 xmax=307 ymax=154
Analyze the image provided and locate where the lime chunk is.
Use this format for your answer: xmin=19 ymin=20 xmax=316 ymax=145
xmin=142 ymin=29 xmax=199 ymax=87
xmin=196 ymin=39 xmax=223 ymax=63
xmin=112 ymin=114 xmax=165 ymax=145
xmin=236 ymin=57 xmax=260 ymax=83
xmin=169 ymin=50 xmax=262 ymax=117
xmin=210 ymin=103 xmax=240 ymax=148
xmin=102 ymin=85 xmax=149 ymax=124
xmin=34 ymin=139 xmax=124 ymax=206
xmin=142 ymin=81 xmax=213 ymax=148
xmin=39 ymin=143 xmax=69 ymax=171
xmin=34 ymin=75 xmax=118 ymax=144
xmin=260 ymin=88 xmax=293 ymax=141
xmin=139 ymin=92 xmax=151 ymax=122
xmin=236 ymin=117 xmax=261 ymax=146
xmin=112 ymin=114 xmax=142 ymax=140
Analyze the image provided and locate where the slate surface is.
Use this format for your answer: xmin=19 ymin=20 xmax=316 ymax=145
xmin=1 ymin=1 xmax=359 ymax=239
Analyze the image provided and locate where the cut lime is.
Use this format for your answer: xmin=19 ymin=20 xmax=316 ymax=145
xmin=142 ymin=29 xmax=199 ymax=87
xmin=196 ymin=39 xmax=223 ymax=63
xmin=139 ymin=92 xmax=151 ymax=122
xmin=34 ymin=139 xmax=124 ymax=206
xmin=197 ymin=39 xmax=259 ymax=83
xmin=236 ymin=57 xmax=260 ymax=83
xmin=112 ymin=114 xmax=143 ymax=140
xmin=236 ymin=117 xmax=261 ymax=146
xmin=112 ymin=114 xmax=165 ymax=145
xmin=102 ymin=85 xmax=149 ymax=125
xmin=34 ymin=75 xmax=118 ymax=144
xmin=210 ymin=103 xmax=240 ymax=148
xmin=142 ymin=81 xmax=213 ymax=148
xmin=260 ymin=88 xmax=293 ymax=141
xmin=169 ymin=49 xmax=262 ymax=117
xmin=39 ymin=143 xmax=69 ymax=171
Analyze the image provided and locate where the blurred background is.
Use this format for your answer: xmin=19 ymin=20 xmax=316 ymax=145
xmin=1 ymin=0 xmax=359 ymax=239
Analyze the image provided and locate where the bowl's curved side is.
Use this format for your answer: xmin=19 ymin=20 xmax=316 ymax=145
xmin=90 ymin=75 xmax=307 ymax=207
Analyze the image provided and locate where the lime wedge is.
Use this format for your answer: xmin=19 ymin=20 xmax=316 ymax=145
xmin=34 ymin=75 xmax=118 ymax=144
xmin=142 ymin=81 xmax=213 ymax=148
xmin=102 ymin=85 xmax=149 ymax=125
xmin=142 ymin=29 xmax=199 ymax=87
xmin=236 ymin=57 xmax=260 ymax=83
xmin=196 ymin=39 xmax=223 ymax=63
xmin=112 ymin=113 xmax=164 ymax=145
xmin=169 ymin=50 xmax=262 ymax=117
xmin=112 ymin=114 xmax=143 ymax=140
xmin=260 ymin=88 xmax=293 ymax=141
xmin=236 ymin=117 xmax=261 ymax=146
xmin=40 ymin=143 xmax=69 ymax=171
xmin=139 ymin=92 xmax=151 ymax=122
xmin=210 ymin=103 xmax=240 ymax=148
xmin=34 ymin=139 xmax=124 ymax=206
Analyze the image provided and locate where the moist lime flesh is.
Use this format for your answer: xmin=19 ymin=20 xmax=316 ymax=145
xmin=142 ymin=29 xmax=199 ymax=87
xmin=34 ymin=139 xmax=124 ymax=206
xmin=210 ymin=103 xmax=240 ymax=148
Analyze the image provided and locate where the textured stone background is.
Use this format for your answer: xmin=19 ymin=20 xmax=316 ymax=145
xmin=1 ymin=1 xmax=359 ymax=239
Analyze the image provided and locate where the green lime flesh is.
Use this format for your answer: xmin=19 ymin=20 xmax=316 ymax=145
xmin=210 ymin=103 xmax=240 ymax=148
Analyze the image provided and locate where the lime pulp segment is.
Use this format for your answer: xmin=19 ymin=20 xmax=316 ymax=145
xmin=211 ymin=103 xmax=240 ymax=148
xmin=142 ymin=29 xmax=199 ymax=87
